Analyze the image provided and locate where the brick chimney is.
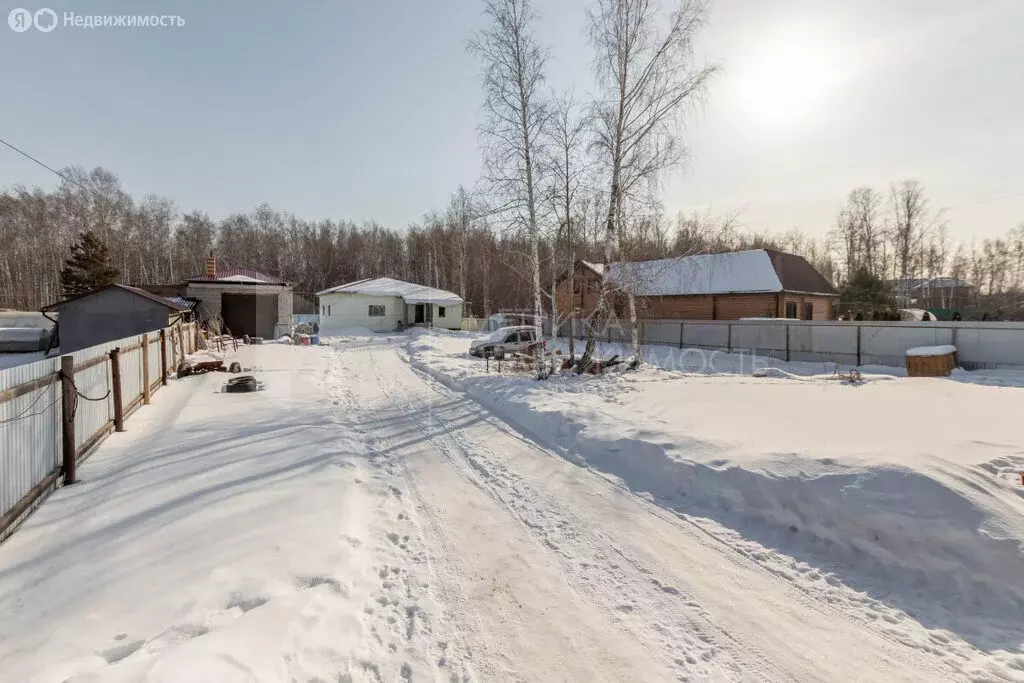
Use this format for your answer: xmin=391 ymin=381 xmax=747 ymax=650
xmin=205 ymin=253 xmax=217 ymax=279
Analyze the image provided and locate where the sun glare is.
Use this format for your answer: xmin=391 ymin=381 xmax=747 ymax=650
xmin=732 ymin=22 xmax=844 ymax=129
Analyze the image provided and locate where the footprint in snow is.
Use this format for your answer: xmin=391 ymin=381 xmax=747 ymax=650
xmin=99 ymin=639 xmax=146 ymax=664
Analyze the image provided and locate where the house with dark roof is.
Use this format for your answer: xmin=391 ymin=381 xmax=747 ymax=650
xmin=41 ymin=284 xmax=187 ymax=353
xmin=556 ymin=249 xmax=839 ymax=321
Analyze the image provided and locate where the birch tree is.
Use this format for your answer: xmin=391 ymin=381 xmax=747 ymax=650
xmin=582 ymin=0 xmax=718 ymax=370
xmin=890 ymin=180 xmax=934 ymax=298
xmin=545 ymin=91 xmax=589 ymax=367
xmin=468 ymin=0 xmax=549 ymax=376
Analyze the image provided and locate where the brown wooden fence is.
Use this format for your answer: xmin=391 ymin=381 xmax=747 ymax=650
xmin=0 ymin=321 xmax=199 ymax=542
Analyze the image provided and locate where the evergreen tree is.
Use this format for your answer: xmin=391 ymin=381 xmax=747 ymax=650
xmin=839 ymin=267 xmax=897 ymax=319
xmin=60 ymin=231 xmax=120 ymax=297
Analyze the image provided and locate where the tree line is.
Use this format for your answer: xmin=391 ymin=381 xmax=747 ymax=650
xmin=2 ymin=0 xmax=1022 ymax=355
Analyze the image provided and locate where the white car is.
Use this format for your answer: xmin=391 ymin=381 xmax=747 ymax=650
xmin=469 ymin=325 xmax=541 ymax=359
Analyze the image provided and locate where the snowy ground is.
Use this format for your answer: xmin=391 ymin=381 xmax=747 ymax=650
xmin=1 ymin=332 xmax=1023 ymax=681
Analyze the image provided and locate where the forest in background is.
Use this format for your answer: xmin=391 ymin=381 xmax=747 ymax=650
xmin=3 ymin=0 xmax=1023 ymax=325
xmin=1 ymin=165 xmax=1022 ymax=315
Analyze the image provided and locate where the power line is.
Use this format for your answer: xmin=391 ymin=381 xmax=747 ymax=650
xmin=0 ymin=136 xmax=97 ymax=198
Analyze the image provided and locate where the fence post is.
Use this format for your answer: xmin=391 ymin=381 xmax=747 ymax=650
xmin=785 ymin=323 xmax=791 ymax=363
xmin=856 ymin=324 xmax=862 ymax=366
xmin=141 ymin=334 xmax=151 ymax=405
xmin=727 ymin=323 xmax=733 ymax=353
xmin=60 ymin=355 xmax=77 ymax=486
xmin=679 ymin=321 xmax=685 ymax=349
xmin=159 ymin=330 xmax=168 ymax=386
xmin=110 ymin=348 xmax=124 ymax=432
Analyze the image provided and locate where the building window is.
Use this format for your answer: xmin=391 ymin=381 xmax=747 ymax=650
xmin=368 ymin=304 xmax=385 ymax=317
xmin=438 ymin=306 xmax=446 ymax=318
xmin=804 ymin=303 xmax=814 ymax=320
xmin=785 ymin=302 xmax=797 ymax=319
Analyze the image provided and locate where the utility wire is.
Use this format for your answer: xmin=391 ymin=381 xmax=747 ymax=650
xmin=0 ymin=136 xmax=98 ymax=199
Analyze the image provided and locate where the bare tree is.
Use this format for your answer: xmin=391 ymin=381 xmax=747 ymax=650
xmin=830 ymin=187 xmax=883 ymax=283
xmin=544 ymin=91 xmax=589 ymax=366
xmin=469 ymin=0 xmax=549 ymax=376
xmin=582 ymin=0 xmax=719 ymax=370
xmin=890 ymin=180 xmax=939 ymax=301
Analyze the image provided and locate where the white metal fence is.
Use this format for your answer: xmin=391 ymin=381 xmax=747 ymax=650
xmin=467 ymin=317 xmax=1024 ymax=370
xmin=0 ymin=321 xmax=198 ymax=541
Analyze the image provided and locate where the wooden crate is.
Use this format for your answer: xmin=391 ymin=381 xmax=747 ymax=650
xmin=905 ymin=351 xmax=957 ymax=377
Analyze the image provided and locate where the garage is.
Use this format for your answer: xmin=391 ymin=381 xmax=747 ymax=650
xmin=221 ymin=293 xmax=279 ymax=338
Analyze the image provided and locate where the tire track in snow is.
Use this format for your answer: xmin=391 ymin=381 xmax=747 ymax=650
xmin=395 ymin=342 xmax=971 ymax=682
xmin=328 ymin=347 xmax=477 ymax=682
xmin=367 ymin=345 xmax=783 ymax=683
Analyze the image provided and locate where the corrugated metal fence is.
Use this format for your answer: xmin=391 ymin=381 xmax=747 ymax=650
xmin=457 ymin=317 xmax=1024 ymax=370
xmin=0 ymin=321 xmax=198 ymax=542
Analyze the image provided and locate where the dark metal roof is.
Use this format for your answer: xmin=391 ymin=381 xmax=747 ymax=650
xmin=188 ymin=267 xmax=288 ymax=285
xmin=165 ymin=296 xmax=199 ymax=310
xmin=764 ymin=250 xmax=839 ymax=296
xmin=42 ymin=284 xmax=189 ymax=312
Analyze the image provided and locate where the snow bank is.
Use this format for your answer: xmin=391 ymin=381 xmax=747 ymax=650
xmin=906 ymin=344 xmax=957 ymax=357
xmin=403 ymin=330 xmax=1024 ymax=649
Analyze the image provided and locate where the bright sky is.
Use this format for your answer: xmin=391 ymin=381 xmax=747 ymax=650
xmin=1 ymin=0 xmax=1021 ymax=240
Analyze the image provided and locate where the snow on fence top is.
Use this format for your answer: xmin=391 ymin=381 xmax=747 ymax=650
xmin=905 ymin=345 xmax=957 ymax=357
xmin=317 ymin=277 xmax=463 ymax=305
xmin=581 ymin=249 xmax=830 ymax=296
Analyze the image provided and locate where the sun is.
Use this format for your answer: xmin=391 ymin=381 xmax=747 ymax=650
xmin=731 ymin=22 xmax=845 ymax=129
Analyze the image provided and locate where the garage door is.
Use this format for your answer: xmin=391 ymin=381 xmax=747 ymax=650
xmin=222 ymin=294 xmax=278 ymax=338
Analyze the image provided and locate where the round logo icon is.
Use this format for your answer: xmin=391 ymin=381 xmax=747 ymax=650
xmin=33 ymin=8 xmax=57 ymax=32
xmin=8 ymin=7 xmax=32 ymax=32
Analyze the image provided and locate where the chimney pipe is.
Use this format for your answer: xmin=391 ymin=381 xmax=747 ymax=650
xmin=205 ymin=253 xmax=217 ymax=279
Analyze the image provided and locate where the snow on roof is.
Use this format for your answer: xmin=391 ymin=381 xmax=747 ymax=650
xmin=317 ymin=277 xmax=463 ymax=304
xmin=588 ymin=250 xmax=784 ymax=296
xmin=580 ymin=250 xmax=838 ymax=296
xmin=189 ymin=268 xmax=286 ymax=285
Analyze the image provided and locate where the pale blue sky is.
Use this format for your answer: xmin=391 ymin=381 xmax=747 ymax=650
xmin=1 ymin=0 xmax=1022 ymax=239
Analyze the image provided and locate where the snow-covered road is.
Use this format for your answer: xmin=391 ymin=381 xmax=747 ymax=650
xmin=0 ymin=338 xmax=1017 ymax=681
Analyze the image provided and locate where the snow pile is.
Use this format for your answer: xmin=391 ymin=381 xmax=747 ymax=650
xmin=403 ymin=330 xmax=1024 ymax=660
xmin=906 ymin=344 xmax=957 ymax=357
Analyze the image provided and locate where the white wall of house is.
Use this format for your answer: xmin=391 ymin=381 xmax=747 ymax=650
xmin=319 ymin=293 xmax=404 ymax=332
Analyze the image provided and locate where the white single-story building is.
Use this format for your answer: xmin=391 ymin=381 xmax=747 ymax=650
xmin=316 ymin=277 xmax=463 ymax=332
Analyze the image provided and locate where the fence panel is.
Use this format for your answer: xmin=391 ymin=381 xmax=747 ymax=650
xmin=860 ymin=325 xmax=954 ymax=367
xmin=147 ymin=336 xmax=163 ymax=392
xmin=0 ymin=357 xmax=61 ymax=531
xmin=119 ymin=344 xmax=145 ymax=415
xmin=545 ymin=317 xmax=1024 ymax=369
xmin=608 ymin=323 xmax=631 ymax=343
xmin=460 ymin=318 xmax=489 ymax=332
xmin=70 ymin=357 xmax=112 ymax=453
xmin=953 ymin=325 xmax=1024 ymax=369
xmin=731 ymin=322 xmax=787 ymax=353
xmin=681 ymin=322 xmax=729 ymax=349
xmin=642 ymin=320 xmax=682 ymax=346
xmin=786 ymin=324 xmax=859 ymax=364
